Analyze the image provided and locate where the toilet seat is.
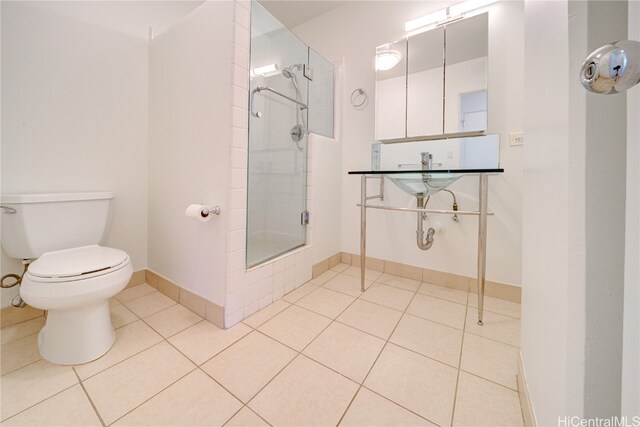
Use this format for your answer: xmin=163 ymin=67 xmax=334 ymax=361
xmin=27 ymin=245 xmax=129 ymax=282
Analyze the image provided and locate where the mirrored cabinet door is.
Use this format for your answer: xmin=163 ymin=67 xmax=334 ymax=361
xmin=444 ymin=13 xmax=488 ymax=134
xmin=375 ymin=39 xmax=407 ymax=140
xmin=407 ymin=27 xmax=444 ymax=137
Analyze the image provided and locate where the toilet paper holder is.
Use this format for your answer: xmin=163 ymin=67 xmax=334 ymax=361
xmin=200 ymin=205 xmax=221 ymax=217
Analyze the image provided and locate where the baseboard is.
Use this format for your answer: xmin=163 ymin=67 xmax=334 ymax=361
xmin=517 ymin=352 xmax=537 ymax=426
xmin=145 ymin=269 xmax=224 ymax=328
xmin=0 ymin=304 xmax=44 ymax=329
xmin=340 ymin=252 xmax=521 ymax=303
xmin=311 ymin=252 xmax=343 ymax=278
xmin=126 ymin=269 xmax=146 ymax=288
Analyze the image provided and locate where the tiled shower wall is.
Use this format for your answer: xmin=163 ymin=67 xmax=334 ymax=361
xmin=224 ymin=0 xmax=312 ymax=328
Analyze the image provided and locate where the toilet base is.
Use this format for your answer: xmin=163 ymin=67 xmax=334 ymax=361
xmin=39 ymin=301 xmax=116 ymax=365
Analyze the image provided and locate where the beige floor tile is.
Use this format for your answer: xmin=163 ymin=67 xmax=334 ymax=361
xmin=360 ymin=284 xmax=414 ymax=312
xmin=309 ymin=269 xmax=339 ymax=285
xmin=2 ymin=384 xmax=101 ymax=426
xmin=110 ymin=303 xmax=138 ymax=329
xmin=453 ymin=372 xmax=523 ymax=426
xmin=282 ymin=283 xmax=317 ymax=303
xmin=113 ymin=369 xmax=241 ymax=426
xmin=1 ymin=317 xmax=45 ymax=345
xmin=169 ymin=320 xmax=252 ymax=365
xmin=75 ymin=320 xmax=163 ymax=380
xmin=343 ymin=266 xmax=383 ymax=282
xmin=418 ymin=282 xmax=469 ymax=305
xmin=249 ymin=355 xmax=359 ymax=426
xmin=303 ymin=322 xmax=385 ymax=383
xmin=201 ymin=331 xmax=296 ymax=402
xmin=323 ymin=274 xmax=372 ymax=297
xmin=143 ymin=304 xmax=203 ymax=338
xmin=224 ymin=407 xmax=269 ymax=427
xmin=124 ymin=291 xmax=176 ymax=318
xmin=376 ymin=273 xmax=421 ymax=292
xmin=465 ymin=306 xmax=521 ymax=347
xmin=0 ymin=360 xmax=78 ymax=421
xmin=390 ymin=314 xmax=463 ymax=368
xmin=296 ymin=287 xmax=355 ymax=319
xmin=460 ymin=333 xmax=519 ymax=389
xmin=364 ymin=344 xmax=457 ymax=426
xmin=1 ymin=333 xmax=40 ymax=375
xmin=83 ymin=341 xmax=195 ymax=425
xmin=258 ymin=305 xmax=331 ymax=351
xmin=243 ymin=299 xmax=290 ymax=329
xmin=407 ymin=294 xmax=467 ymax=329
xmin=115 ymin=283 xmax=156 ymax=303
xmin=330 ymin=262 xmax=350 ymax=272
xmin=341 ymin=387 xmax=436 ymax=426
xmin=468 ymin=294 xmax=522 ymax=318
xmin=337 ymin=300 xmax=403 ymax=340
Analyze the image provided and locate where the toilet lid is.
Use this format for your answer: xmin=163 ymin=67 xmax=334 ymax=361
xmin=28 ymin=245 xmax=129 ymax=279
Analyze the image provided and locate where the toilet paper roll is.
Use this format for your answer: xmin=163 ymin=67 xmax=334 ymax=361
xmin=185 ymin=204 xmax=217 ymax=222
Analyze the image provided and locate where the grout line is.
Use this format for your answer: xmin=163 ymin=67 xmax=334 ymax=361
xmin=107 ymin=367 xmax=198 ymax=426
xmin=0 ymin=381 xmax=79 ymax=424
xmin=450 ymin=291 xmax=471 ymax=426
xmin=73 ymin=367 xmax=107 ymax=427
xmin=459 ymin=369 xmax=520 ymax=393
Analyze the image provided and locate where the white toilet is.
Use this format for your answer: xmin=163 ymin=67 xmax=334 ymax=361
xmin=0 ymin=192 xmax=132 ymax=365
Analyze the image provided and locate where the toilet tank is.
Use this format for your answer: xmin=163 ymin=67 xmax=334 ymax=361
xmin=0 ymin=192 xmax=114 ymax=260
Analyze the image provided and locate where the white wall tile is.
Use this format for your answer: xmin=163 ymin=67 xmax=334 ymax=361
xmin=231 ymin=127 xmax=248 ymax=149
xmin=232 ymin=105 xmax=248 ymax=128
xmin=234 ymin=23 xmax=250 ymax=50
xmin=226 ymin=291 xmax=244 ymax=313
xmin=227 ymin=229 xmax=245 ymax=253
xmin=234 ymin=3 xmax=250 ymax=29
xmin=244 ymin=300 xmax=260 ymax=317
xmin=227 ymin=270 xmax=246 ymax=294
xmin=225 ymin=309 xmax=244 ymax=328
xmin=233 ymin=44 xmax=250 ymax=69
xmin=233 ymin=65 xmax=248 ymax=90
xmin=260 ymin=294 xmax=273 ymax=309
xmin=228 ymin=189 xmax=247 ymax=210
xmin=227 ymin=249 xmax=245 ymax=273
xmin=232 ymin=84 xmax=248 ymax=109
xmin=228 ymin=209 xmax=247 ymax=232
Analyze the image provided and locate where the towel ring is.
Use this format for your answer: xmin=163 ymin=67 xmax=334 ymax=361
xmin=350 ymin=88 xmax=368 ymax=108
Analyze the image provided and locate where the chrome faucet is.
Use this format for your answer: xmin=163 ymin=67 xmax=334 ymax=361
xmin=420 ymin=152 xmax=433 ymax=170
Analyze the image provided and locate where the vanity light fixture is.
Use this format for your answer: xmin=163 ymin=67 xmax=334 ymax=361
xmin=376 ymin=51 xmax=402 ymax=71
xmin=251 ymin=63 xmax=279 ymax=77
xmin=404 ymin=0 xmax=497 ymax=32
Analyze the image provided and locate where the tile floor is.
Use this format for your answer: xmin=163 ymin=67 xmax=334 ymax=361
xmin=0 ymin=263 xmax=524 ymax=426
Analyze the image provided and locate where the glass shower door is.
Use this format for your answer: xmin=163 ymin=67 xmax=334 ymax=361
xmin=247 ymin=1 xmax=309 ymax=268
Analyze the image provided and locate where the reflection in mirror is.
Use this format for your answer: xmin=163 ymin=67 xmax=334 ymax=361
xmin=375 ymin=39 xmax=407 ymax=140
xmin=444 ymin=13 xmax=488 ymax=134
xmin=375 ymin=134 xmax=500 ymax=171
xmin=407 ymin=27 xmax=444 ymax=137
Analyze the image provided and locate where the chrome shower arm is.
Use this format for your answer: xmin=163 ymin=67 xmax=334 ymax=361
xmin=250 ymin=85 xmax=308 ymax=118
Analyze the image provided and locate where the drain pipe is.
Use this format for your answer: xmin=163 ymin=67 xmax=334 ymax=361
xmin=416 ymin=196 xmax=437 ymax=251
xmin=1 ymin=260 xmax=30 ymax=308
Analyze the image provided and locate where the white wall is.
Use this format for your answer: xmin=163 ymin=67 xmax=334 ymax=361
xmin=293 ymin=0 xmax=523 ymax=286
xmin=522 ymin=0 xmax=630 ymax=422
xmin=0 ymin=2 xmax=148 ymax=307
xmin=308 ymin=134 xmax=342 ymax=264
xmin=622 ymin=0 xmax=640 ymax=417
xmin=147 ymin=1 xmax=234 ymax=306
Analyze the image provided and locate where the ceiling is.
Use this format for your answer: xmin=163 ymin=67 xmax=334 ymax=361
xmin=258 ymin=0 xmax=350 ymax=28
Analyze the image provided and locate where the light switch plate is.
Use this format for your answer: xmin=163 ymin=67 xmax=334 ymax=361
xmin=510 ymin=132 xmax=524 ymax=146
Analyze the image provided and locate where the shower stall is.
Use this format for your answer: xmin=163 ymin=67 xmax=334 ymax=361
xmin=247 ymin=1 xmax=334 ymax=268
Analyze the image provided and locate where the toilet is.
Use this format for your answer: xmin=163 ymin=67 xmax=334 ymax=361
xmin=0 ymin=192 xmax=132 ymax=365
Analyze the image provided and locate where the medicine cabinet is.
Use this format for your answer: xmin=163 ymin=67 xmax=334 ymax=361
xmin=375 ymin=13 xmax=488 ymax=141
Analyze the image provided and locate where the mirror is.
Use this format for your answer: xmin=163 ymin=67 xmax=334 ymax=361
xmin=375 ymin=39 xmax=407 ymax=140
xmin=375 ymin=12 xmax=489 ymax=141
xmin=407 ymin=27 xmax=445 ymax=137
xmin=374 ymin=134 xmax=500 ymax=171
xmin=444 ymin=13 xmax=488 ymax=134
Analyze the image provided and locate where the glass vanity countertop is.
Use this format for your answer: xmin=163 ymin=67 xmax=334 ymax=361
xmin=348 ymin=169 xmax=504 ymax=197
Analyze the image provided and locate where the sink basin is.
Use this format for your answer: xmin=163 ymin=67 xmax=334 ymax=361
xmin=385 ymin=173 xmax=462 ymax=197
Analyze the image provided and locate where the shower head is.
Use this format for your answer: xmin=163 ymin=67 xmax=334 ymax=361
xmin=282 ymin=64 xmax=302 ymax=79
xmin=580 ymin=40 xmax=640 ymax=94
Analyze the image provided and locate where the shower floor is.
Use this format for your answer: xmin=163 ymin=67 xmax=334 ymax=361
xmin=0 ymin=265 xmax=523 ymax=426
xmin=246 ymin=230 xmax=305 ymax=268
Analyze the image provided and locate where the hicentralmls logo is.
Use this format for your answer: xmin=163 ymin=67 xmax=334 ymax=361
xmin=558 ymin=416 xmax=640 ymax=427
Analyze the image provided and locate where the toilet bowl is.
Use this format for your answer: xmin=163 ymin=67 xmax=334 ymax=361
xmin=20 ymin=245 xmax=133 ymax=365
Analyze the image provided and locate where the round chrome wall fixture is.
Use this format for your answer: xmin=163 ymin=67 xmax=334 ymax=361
xmin=580 ymin=40 xmax=640 ymax=94
xmin=350 ymin=88 xmax=368 ymax=108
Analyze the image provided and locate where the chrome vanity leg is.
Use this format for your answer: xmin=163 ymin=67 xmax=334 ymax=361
xmin=360 ymin=175 xmax=367 ymax=292
xmin=477 ymin=174 xmax=488 ymax=325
